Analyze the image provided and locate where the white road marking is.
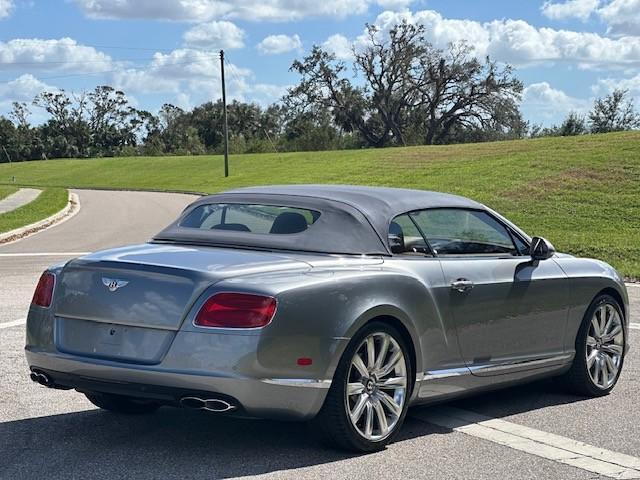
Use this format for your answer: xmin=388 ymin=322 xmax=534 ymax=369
xmin=630 ymin=323 xmax=640 ymax=331
xmin=414 ymin=406 xmax=640 ymax=479
xmin=0 ymin=252 xmax=90 ymax=257
xmin=626 ymin=283 xmax=640 ymax=288
xmin=0 ymin=318 xmax=26 ymax=329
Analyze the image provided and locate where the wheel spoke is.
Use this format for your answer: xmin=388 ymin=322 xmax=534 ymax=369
xmin=366 ymin=336 xmax=376 ymax=369
xmin=373 ymin=400 xmax=388 ymax=437
xmin=586 ymin=336 xmax=597 ymax=347
xmin=587 ymin=350 xmax=598 ymax=368
xmin=601 ymin=344 xmax=623 ymax=356
xmin=593 ymin=357 xmax=602 ymax=383
xmin=364 ymin=402 xmax=374 ymax=437
xmin=603 ymin=353 xmax=617 ymax=381
xmin=352 ymin=353 xmax=369 ymax=378
xmin=602 ymin=306 xmax=613 ymax=335
xmin=598 ymin=357 xmax=606 ymax=387
xmin=347 ymin=382 xmax=365 ymax=396
xmin=601 ymin=325 xmax=622 ymax=343
xmin=350 ymin=394 xmax=368 ymax=424
xmin=378 ymin=391 xmax=403 ymax=417
xmin=379 ymin=376 xmax=406 ymax=389
xmin=378 ymin=349 xmax=402 ymax=378
xmin=374 ymin=335 xmax=390 ymax=370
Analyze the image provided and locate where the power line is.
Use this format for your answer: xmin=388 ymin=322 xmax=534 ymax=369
xmin=0 ymin=55 xmax=222 ymax=85
xmin=0 ymin=51 xmax=221 ymax=67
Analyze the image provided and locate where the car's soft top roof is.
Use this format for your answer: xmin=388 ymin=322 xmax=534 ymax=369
xmin=154 ymin=185 xmax=486 ymax=256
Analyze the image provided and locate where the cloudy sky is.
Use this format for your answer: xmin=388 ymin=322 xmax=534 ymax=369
xmin=1 ymin=0 xmax=639 ymax=126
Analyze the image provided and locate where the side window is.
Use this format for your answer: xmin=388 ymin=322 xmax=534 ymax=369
xmin=512 ymin=234 xmax=530 ymax=256
xmin=388 ymin=214 xmax=431 ymax=255
xmin=410 ymin=209 xmax=517 ymax=256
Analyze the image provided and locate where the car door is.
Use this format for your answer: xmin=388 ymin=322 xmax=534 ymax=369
xmin=410 ymin=208 xmax=570 ymax=376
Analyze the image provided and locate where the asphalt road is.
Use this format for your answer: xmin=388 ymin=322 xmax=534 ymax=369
xmin=0 ymin=189 xmax=638 ymax=480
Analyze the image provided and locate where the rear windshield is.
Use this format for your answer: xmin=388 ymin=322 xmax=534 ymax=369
xmin=180 ymin=203 xmax=320 ymax=235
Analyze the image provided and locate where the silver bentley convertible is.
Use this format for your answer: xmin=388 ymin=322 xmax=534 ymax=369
xmin=26 ymin=185 xmax=629 ymax=452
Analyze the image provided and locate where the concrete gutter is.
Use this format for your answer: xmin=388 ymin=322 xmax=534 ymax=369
xmin=0 ymin=191 xmax=80 ymax=245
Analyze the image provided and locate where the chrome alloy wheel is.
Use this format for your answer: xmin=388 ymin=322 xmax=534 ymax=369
xmin=345 ymin=332 xmax=407 ymax=442
xmin=586 ymin=303 xmax=624 ymax=390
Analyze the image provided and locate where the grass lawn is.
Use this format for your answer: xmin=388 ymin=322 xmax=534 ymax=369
xmin=0 ymin=188 xmax=68 ymax=235
xmin=0 ymin=186 xmax=18 ymax=202
xmin=0 ymin=131 xmax=638 ymax=279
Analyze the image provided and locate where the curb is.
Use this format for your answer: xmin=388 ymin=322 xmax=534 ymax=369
xmin=0 ymin=191 xmax=80 ymax=245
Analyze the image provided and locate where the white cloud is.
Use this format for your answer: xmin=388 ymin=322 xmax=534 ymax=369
xmin=323 ymin=34 xmax=354 ymax=60
xmin=257 ymin=34 xmax=302 ymax=54
xmin=375 ymin=0 xmax=413 ymax=10
xmin=541 ymin=0 xmax=640 ymax=37
xmin=593 ymin=73 xmax=640 ymax=100
xmin=521 ymin=82 xmax=590 ymax=124
xmin=541 ymin=0 xmax=600 ymax=21
xmin=183 ymin=21 xmax=245 ymax=49
xmin=598 ymin=0 xmax=640 ymax=36
xmin=0 ymin=38 xmax=113 ymax=72
xmin=0 ymin=74 xmax=57 ymax=102
xmin=0 ymin=74 xmax=59 ymax=124
xmin=74 ymin=0 xmax=370 ymax=22
xmin=108 ymin=47 xmax=287 ymax=108
xmin=0 ymin=0 xmax=13 ymax=19
xmin=365 ymin=10 xmax=640 ymax=68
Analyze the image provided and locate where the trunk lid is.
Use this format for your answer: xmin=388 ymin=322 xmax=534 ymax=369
xmin=53 ymin=243 xmax=310 ymax=363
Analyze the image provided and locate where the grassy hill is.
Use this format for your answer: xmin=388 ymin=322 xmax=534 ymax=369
xmin=1 ymin=131 xmax=638 ymax=279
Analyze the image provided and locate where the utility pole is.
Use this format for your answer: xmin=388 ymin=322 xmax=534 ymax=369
xmin=220 ymin=50 xmax=230 ymax=178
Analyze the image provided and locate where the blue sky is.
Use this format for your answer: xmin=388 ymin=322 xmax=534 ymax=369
xmin=1 ymin=0 xmax=639 ymax=126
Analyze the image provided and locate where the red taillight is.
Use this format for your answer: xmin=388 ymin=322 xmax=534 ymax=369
xmin=32 ymin=272 xmax=56 ymax=308
xmin=194 ymin=293 xmax=277 ymax=329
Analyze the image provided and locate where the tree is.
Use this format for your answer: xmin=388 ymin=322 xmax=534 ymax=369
xmin=559 ymin=112 xmax=587 ymax=136
xmin=413 ymin=42 xmax=523 ymax=144
xmin=589 ymin=89 xmax=639 ymax=134
xmin=287 ymin=21 xmax=523 ymax=147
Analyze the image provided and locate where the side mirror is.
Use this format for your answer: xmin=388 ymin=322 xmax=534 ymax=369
xmin=530 ymin=237 xmax=556 ymax=260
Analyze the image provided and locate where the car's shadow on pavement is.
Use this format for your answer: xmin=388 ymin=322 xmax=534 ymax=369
xmin=0 ymin=380 xmax=591 ymax=480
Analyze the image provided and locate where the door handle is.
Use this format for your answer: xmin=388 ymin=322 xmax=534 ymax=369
xmin=451 ymin=278 xmax=474 ymax=293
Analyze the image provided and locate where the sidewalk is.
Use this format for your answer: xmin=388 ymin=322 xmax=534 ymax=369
xmin=0 ymin=189 xmax=41 ymax=214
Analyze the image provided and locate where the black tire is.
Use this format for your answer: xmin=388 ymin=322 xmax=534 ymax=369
xmin=311 ymin=321 xmax=413 ymax=452
xmin=85 ymin=392 xmax=161 ymax=415
xmin=562 ymin=294 xmax=626 ymax=397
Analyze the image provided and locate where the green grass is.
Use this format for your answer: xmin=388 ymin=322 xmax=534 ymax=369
xmin=0 ymin=186 xmax=18 ymax=201
xmin=0 ymin=188 xmax=68 ymax=234
xmin=0 ymin=131 xmax=638 ymax=279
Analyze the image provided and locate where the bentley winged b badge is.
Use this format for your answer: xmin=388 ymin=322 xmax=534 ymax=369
xmin=102 ymin=277 xmax=129 ymax=292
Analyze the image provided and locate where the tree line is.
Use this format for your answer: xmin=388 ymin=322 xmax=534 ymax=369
xmin=1 ymin=22 xmax=638 ymax=163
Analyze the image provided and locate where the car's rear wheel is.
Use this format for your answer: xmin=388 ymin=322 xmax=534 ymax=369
xmin=85 ymin=392 xmax=161 ymax=414
xmin=312 ymin=321 xmax=412 ymax=452
xmin=563 ymin=294 xmax=626 ymax=397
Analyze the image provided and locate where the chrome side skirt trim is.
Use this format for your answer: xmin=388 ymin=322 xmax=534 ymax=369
xmin=420 ymin=354 xmax=573 ymax=381
xmin=261 ymin=378 xmax=332 ymax=388
xmin=468 ymin=354 xmax=573 ymax=375
xmin=420 ymin=367 xmax=471 ymax=382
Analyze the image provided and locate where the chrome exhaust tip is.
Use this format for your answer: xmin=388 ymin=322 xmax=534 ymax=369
xmin=29 ymin=371 xmax=52 ymax=387
xmin=180 ymin=396 xmax=236 ymax=413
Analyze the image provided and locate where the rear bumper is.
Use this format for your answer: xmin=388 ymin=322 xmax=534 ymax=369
xmin=26 ymin=357 xmax=329 ymax=420
xmin=25 ymin=309 xmax=346 ymax=421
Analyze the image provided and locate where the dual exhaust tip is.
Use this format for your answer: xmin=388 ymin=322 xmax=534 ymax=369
xmin=30 ymin=371 xmax=52 ymax=387
xmin=180 ymin=396 xmax=237 ymax=413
